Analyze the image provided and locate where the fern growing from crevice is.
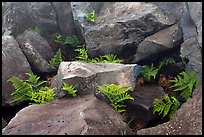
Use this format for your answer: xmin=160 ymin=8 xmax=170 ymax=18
xmin=84 ymin=10 xmax=97 ymax=23
xmin=7 ymin=73 xmax=55 ymax=105
xmin=153 ymin=94 xmax=180 ymax=120
xmin=61 ymin=82 xmax=78 ymax=97
xmin=141 ymin=63 xmax=159 ymax=81
xmin=75 ymin=47 xmax=123 ymax=63
xmin=170 ymin=71 xmax=199 ymax=102
xmin=158 ymin=57 xmax=175 ymax=70
xmin=49 ymin=48 xmax=63 ymax=68
xmin=28 ymin=26 xmax=41 ymax=34
xmin=98 ymin=84 xmax=134 ymax=113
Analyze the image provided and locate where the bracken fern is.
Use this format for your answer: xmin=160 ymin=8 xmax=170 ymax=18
xmin=49 ymin=48 xmax=63 ymax=68
xmin=61 ymin=82 xmax=78 ymax=97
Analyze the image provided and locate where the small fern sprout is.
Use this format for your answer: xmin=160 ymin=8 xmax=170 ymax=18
xmin=64 ymin=36 xmax=82 ymax=47
xmin=61 ymin=82 xmax=77 ymax=97
xmin=84 ymin=10 xmax=97 ymax=23
xmin=49 ymin=48 xmax=63 ymax=68
xmin=54 ymin=33 xmax=64 ymax=45
xmin=28 ymin=26 xmax=41 ymax=34
xmin=75 ymin=47 xmax=90 ymax=63
xmin=98 ymin=84 xmax=134 ymax=113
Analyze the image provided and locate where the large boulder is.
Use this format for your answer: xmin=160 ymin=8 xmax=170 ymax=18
xmin=2 ymin=94 xmax=134 ymax=135
xmin=16 ymin=30 xmax=54 ymax=61
xmin=2 ymin=35 xmax=32 ymax=106
xmin=137 ymin=85 xmax=202 ymax=135
xmin=131 ymin=23 xmax=183 ymax=63
xmin=2 ymin=2 xmax=76 ymax=43
xmin=51 ymin=61 xmax=136 ymax=98
xmin=76 ymin=2 xmax=177 ymax=62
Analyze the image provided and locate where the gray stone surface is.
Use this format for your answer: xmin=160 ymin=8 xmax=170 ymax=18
xmin=180 ymin=37 xmax=202 ymax=80
xmin=188 ymin=2 xmax=202 ymax=47
xmin=2 ymin=118 xmax=8 ymax=129
xmin=131 ymin=23 xmax=183 ymax=63
xmin=76 ymin=2 xmax=177 ymax=63
xmin=17 ymin=42 xmax=56 ymax=74
xmin=2 ymin=2 xmax=76 ymax=44
xmin=137 ymin=85 xmax=202 ymax=135
xmin=125 ymin=85 xmax=166 ymax=127
xmin=2 ymin=35 xmax=32 ymax=106
xmin=2 ymin=94 xmax=134 ymax=135
xmin=51 ymin=62 xmax=136 ymax=98
xmin=16 ymin=30 xmax=54 ymax=61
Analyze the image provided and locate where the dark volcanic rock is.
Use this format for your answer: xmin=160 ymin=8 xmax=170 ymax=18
xmin=16 ymin=30 xmax=54 ymax=61
xmin=2 ymin=95 xmax=134 ymax=135
xmin=2 ymin=35 xmax=32 ymax=106
xmin=137 ymin=85 xmax=202 ymax=135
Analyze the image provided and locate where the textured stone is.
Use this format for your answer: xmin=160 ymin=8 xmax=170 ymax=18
xmin=2 ymin=35 xmax=32 ymax=106
xmin=2 ymin=94 xmax=134 ymax=135
xmin=2 ymin=2 xmax=76 ymax=43
xmin=76 ymin=2 xmax=177 ymax=63
xmin=137 ymin=85 xmax=202 ymax=135
xmin=131 ymin=23 xmax=183 ymax=63
xmin=51 ymin=61 xmax=136 ymax=98
xmin=16 ymin=30 xmax=54 ymax=61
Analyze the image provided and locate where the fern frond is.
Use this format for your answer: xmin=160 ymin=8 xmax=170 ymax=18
xmin=169 ymin=96 xmax=180 ymax=120
xmin=64 ymin=36 xmax=82 ymax=47
xmin=30 ymin=87 xmax=55 ymax=104
xmin=141 ymin=63 xmax=159 ymax=81
xmin=158 ymin=57 xmax=175 ymax=70
xmin=61 ymin=82 xmax=77 ymax=97
xmin=163 ymin=95 xmax=173 ymax=118
xmin=54 ymin=33 xmax=64 ymax=45
xmin=98 ymin=84 xmax=133 ymax=113
xmin=49 ymin=48 xmax=62 ymax=67
xmin=153 ymin=98 xmax=166 ymax=115
xmin=25 ymin=73 xmax=46 ymax=89
xmin=84 ymin=10 xmax=97 ymax=23
xmin=7 ymin=76 xmax=33 ymax=104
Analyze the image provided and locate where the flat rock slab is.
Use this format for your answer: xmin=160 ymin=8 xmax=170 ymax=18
xmin=137 ymin=85 xmax=202 ymax=135
xmin=2 ymin=94 xmax=134 ymax=135
xmin=51 ymin=61 xmax=136 ymax=98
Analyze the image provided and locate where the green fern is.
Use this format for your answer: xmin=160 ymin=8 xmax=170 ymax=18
xmin=54 ymin=33 xmax=64 ymax=45
xmin=7 ymin=73 xmax=55 ymax=105
xmin=101 ymin=54 xmax=123 ymax=63
xmin=64 ymin=36 xmax=82 ymax=47
xmin=84 ymin=10 xmax=97 ymax=23
xmin=7 ymin=76 xmax=33 ymax=104
xmin=25 ymin=73 xmax=46 ymax=90
xmin=49 ymin=48 xmax=63 ymax=67
xmin=61 ymin=82 xmax=77 ymax=97
xmin=158 ymin=57 xmax=175 ymax=70
xmin=30 ymin=87 xmax=55 ymax=104
xmin=98 ymin=84 xmax=134 ymax=113
xmin=28 ymin=26 xmax=41 ymax=34
xmin=170 ymin=71 xmax=199 ymax=102
xmin=141 ymin=63 xmax=159 ymax=81
xmin=75 ymin=47 xmax=123 ymax=63
xmin=75 ymin=47 xmax=90 ymax=63
xmin=153 ymin=94 xmax=180 ymax=120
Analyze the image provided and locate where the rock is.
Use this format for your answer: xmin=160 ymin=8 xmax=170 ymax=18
xmin=2 ymin=35 xmax=32 ymax=106
xmin=125 ymin=85 xmax=166 ymax=128
xmin=137 ymin=85 xmax=202 ymax=135
xmin=148 ymin=2 xmax=184 ymax=20
xmin=131 ymin=23 xmax=183 ymax=63
xmin=78 ymin=2 xmax=177 ymax=62
xmin=17 ymin=42 xmax=57 ymax=74
xmin=2 ymin=118 xmax=8 ymax=129
xmin=2 ymin=2 xmax=76 ymax=44
xmin=180 ymin=37 xmax=202 ymax=80
xmin=2 ymin=94 xmax=134 ymax=135
xmin=188 ymin=2 xmax=202 ymax=47
xmin=70 ymin=2 xmax=104 ymax=43
xmin=16 ymin=30 xmax=54 ymax=61
xmin=51 ymin=61 xmax=136 ymax=98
